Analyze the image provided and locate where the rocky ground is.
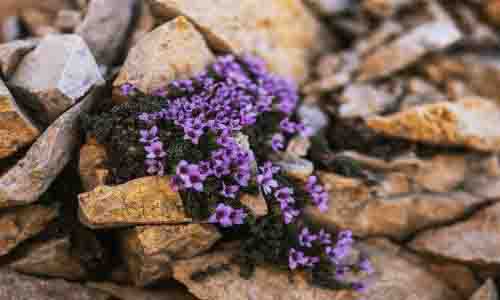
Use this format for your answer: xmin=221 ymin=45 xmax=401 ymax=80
xmin=0 ymin=0 xmax=499 ymax=299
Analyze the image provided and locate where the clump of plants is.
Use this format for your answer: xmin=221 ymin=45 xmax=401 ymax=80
xmin=82 ymin=55 xmax=373 ymax=296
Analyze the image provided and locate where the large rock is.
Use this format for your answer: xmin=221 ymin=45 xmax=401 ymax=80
xmin=0 ymin=204 xmax=58 ymax=256
xmin=173 ymin=239 xmax=461 ymax=300
xmin=304 ymin=152 xmax=493 ymax=240
xmin=338 ymin=83 xmax=398 ymax=118
xmin=0 ymin=78 xmax=40 ymax=159
xmin=113 ymin=16 xmax=214 ymax=98
xmin=120 ymin=224 xmax=221 ymax=286
xmin=0 ymin=87 xmax=101 ymax=208
xmin=0 ymin=268 xmax=110 ymax=300
xmin=76 ymin=0 xmax=137 ymax=66
xmin=87 ymin=282 xmax=198 ymax=300
xmin=367 ymin=98 xmax=500 ymax=152
xmin=9 ymin=237 xmax=87 ymax=280
xmin=409 ymin=201 xmax=500 ymax=270
xmin=78 ymin=176 xmax=191 ymax=229
xmin=357 ymin=20 xmax=462 ymax=81
xmin=0 ymin=39 xmax=39 ymax=79
xmin=9 ymin=34 xmax=103 ymax=124
xmin=79 ymin=137 xmax=108 ymax=192
xmin=149 ymin=0 xmax=323 ymax=83
xmin=470 ymin=279 xmax=498 ymax=300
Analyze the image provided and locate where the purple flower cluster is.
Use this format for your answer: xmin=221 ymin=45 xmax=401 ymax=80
xmin=306 ymin=176 xmax=329 ymax=212
xmin=208 ymin=203 xmax=247 ymax=227
xmin=139 ymin=126 xmax=166 ymax=176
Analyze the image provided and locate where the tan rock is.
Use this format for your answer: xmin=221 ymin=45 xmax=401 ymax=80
xmin=86 ymin=282 xmax=198 ymax=300
xmin=240 ymin=193 xmax=268 ymax=217
xmin=9 ymin=34 xmax=104 ymax=124
xmin=76 ymin=0 xmax=137 ymax=66
xmin=55 ymin=10 xmax=82 ymax=32
xmin=0 ymin=78 xmax=40 ymax=159
xmin=305 ymin=0 xmax=355 ymax=15
xmin=367 ymin=98 xmax=500 ymax=152
xmin=78 ymin=176 xmax=191 ymax=229
xmin=485 ymin=0 xmax=500 ymax=26
xmin=0 ymin=87 xmax=102 ymax=208
xmin=358 ymin=20 xmax=462 ymax=81
xmin=113 ymin=16 xmax=214 ymax=99
xmin=0 ymin=39 xmax=39 ymax=79
xmin=338 ymin=83 xmax=398 ymax=118
xmin=0 ymin=268 xmax=110 ymax=300
xmin=120 ymin=224 xmax=220 ymax=286
xmin=10 ymin=237 xmax=87 ymax=280
xmin=304 ymin=170 xmax=488 ymax=240
xmin=470 ymin=279 xmax=498 ymax=300
xmin=149 ymin=0 xmax=323 ymax=83
xmin=20 ymin=8 xmax=59 ymax=38
xmin=79 ymin=137 xmax=108 ymax=192
xmin=276 ymin=154 xmax=314 ymax=181
xmin=0 ymin=204 xmax=58 ymax=256
xmin=126 ymin=1 xmax=155 ymax=51
xmin=409 ymin=201 xmax=500 ymax=269
xmin=362 ymin=0 xmax=414 ymax=17
xmin=1 ymin=16 xmax=22 ymax=43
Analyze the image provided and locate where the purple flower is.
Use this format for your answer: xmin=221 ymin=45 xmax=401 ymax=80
xmin=271 ymin=133 xmax=284 ymax=151
xmin=352 ymin=282 xmax=367 ymax=293
xmin=257 ymin=162 xmax=280 ymax=194
xmin=176 ymin=160 xmax=190 ymax=178
xmin=208 ymin=203 xmax=233 ymax=227
xmin=183 ymin=164 xmax=205 ymax=192
xmin=282 ymin=206 xmax=300 ymax=224
xmin=305 ymin=256 xmax=320 ymax=267
xmin=120 ymin=83 xmax=135 ymax=96
xmin=153 ymin=87 xmax=167 ymax=97
xmin=145 ymin=159 xmax=164 ymax=176
xmin=170 ymin=175 xmax=184 ymax=191
xmin=298 ymin=227 xmax=317 ymax=248
xmin=288 ymin=248 xmax=308 ymax=270
xmin=230 ymin=208 xmax=247 ymax=225
xmin=145 ymin=141 xmax=166 ymax=159
xmin=359 ymin=258 xmax=374 ymax=275
xmin=221 ymin=182 xmax=239 ymax=198
xmin=274 ymin=187 xmax=295 ymax=210
xmin=306 ymin=176 xmax=318 ymax=191
xmin=139 ymin=126 xmax=159 ymax=143
xmin=318 ymin=229 xmax=332 ymax=245
xmin=280 ymin=118 xmax=297 ymax=134
xmin=138 ymin=112 xmax=153 ymax=123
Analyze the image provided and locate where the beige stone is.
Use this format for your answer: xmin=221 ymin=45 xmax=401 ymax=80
xmin=485 ymin=0 xmax=500 ymax=26
xmin=0 ymin=39 xmax=39 ymax=79
xmin=149 ymin=0 xmax=323 ymax=83
xmin=0 ymin=78 xmax=40 ymax=159
xmin=0 ymin=204 xmax=58 ymax=256
xmin=0 ymin=87 xmax=102 ymax=208
xmin=240 ymin=193 xmax=268 ymax=217
xmin=86 ymin=282 xmax=198 ymax=300
xmin=338 ymin=83 xmax=398 ymax=118
xmin=367 ymin=98 xmax=500 ymax=152
xmin=79 ymin=176 xmax=191 ymax=229
xmin=470 ymin=279 xmax=498 ymax=300
xmin=9 ymin=34 xmax=104 ymax=124
xmin=410 ymin=201 xmax=500 ymax=269
xmin=113 ymin=16 xmax=214 ymax=99
xmin=10 ymin=237 xmax=87 ymax=280
xmin=120 ymin=224 xmax=220 ymax=286
xmin=79 ymin=137 xmax=108 ymax=192
xmin=54 ymin=10 xmax=82 ymax=32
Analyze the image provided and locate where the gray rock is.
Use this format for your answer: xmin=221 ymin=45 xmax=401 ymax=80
xmin=9 ymin=34 xmax=103 ymax=124
xmin=76 ymin=0 xmax=137 ymax=66
xmin=0 ymin=86 xmax=102 ymax=208
xmin=0 ymin=38 xmax=39 ymax=79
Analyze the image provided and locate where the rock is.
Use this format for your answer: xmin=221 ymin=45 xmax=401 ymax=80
xmin=0 ymin=204 xmax=58 ymax=256
xmin=338 ymin=83 xmax=398 ymax=118
xmin=470 ymin=279 xmax=498 ymax=300
xmin=286 ymin=136 xmax=311 ymax=157
xmin=354 ymin=20 xmax=403 ymax=55
xmin=0 ymin=268 xmax=110 ymax=300
xmin=400 ymin=77 xmax=447 ymax=109
xmin=78 ymin=176 xmax=191 ymax=229
xmin=173 ymin=247 xmax=348 ymax=300
xmin=9 ymin=237 xmax=87 ymax=280
xmin=355 ymin=238 xmax=463 ymax=300
xmin=276 ymin=154 xmax=314 ymax=181
xmin=86 ymin=282 xmax=198 ymax=300
xmin=149 ymin=0 xmax=323 ymax=83
xmin=1 ymin=16 xmax=22 ymax=43
xmin=0 ymin=39 xmax=39 ymax=79
xmin=362 ymin=0 xmax=414 ymax=17
xmin=305 ymin=0 xmax=355 ymax=15
xmin=357 ymin=20 xmax=462 ymax=81
xmin=9 ymin=34 xmax=104 ymax=124
xmin=0 ymin=87 xmax=102 ymax=208
xmin=240 ymin=193 xmax=268 ymax=217
xmin=79 ymin=137 xmax=108 ymax=192
xmin=113 ymin=16 xmax=214 ymax=99
xmin=366 ymin=98 xmax=500 ymax=152
xmin=0 ymin=78 xmax=40 ymax=159
xmin=76 ymin=0 xmax=137 ymax=66
xmin=20 ymin=8 xmax=59 ymax=38
xmin=120 ymin=224 xmax=221 ymax=286
xmin=55 ymin=10 xmax=82 ymax=32
xmin=485 ymin=0 xmax=500 ymax=27
xmin=409 ymin=201 xmax=500 ymax=270
xmin=304 ymin=167 xmax=490 ymax=240
xmin=126 ymin=1 xmax=155 ymax=51
xmin=173 ymin=239 xmax=460 ymax=300
xmin=297 ymin=103 xmax=329 ymax=136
